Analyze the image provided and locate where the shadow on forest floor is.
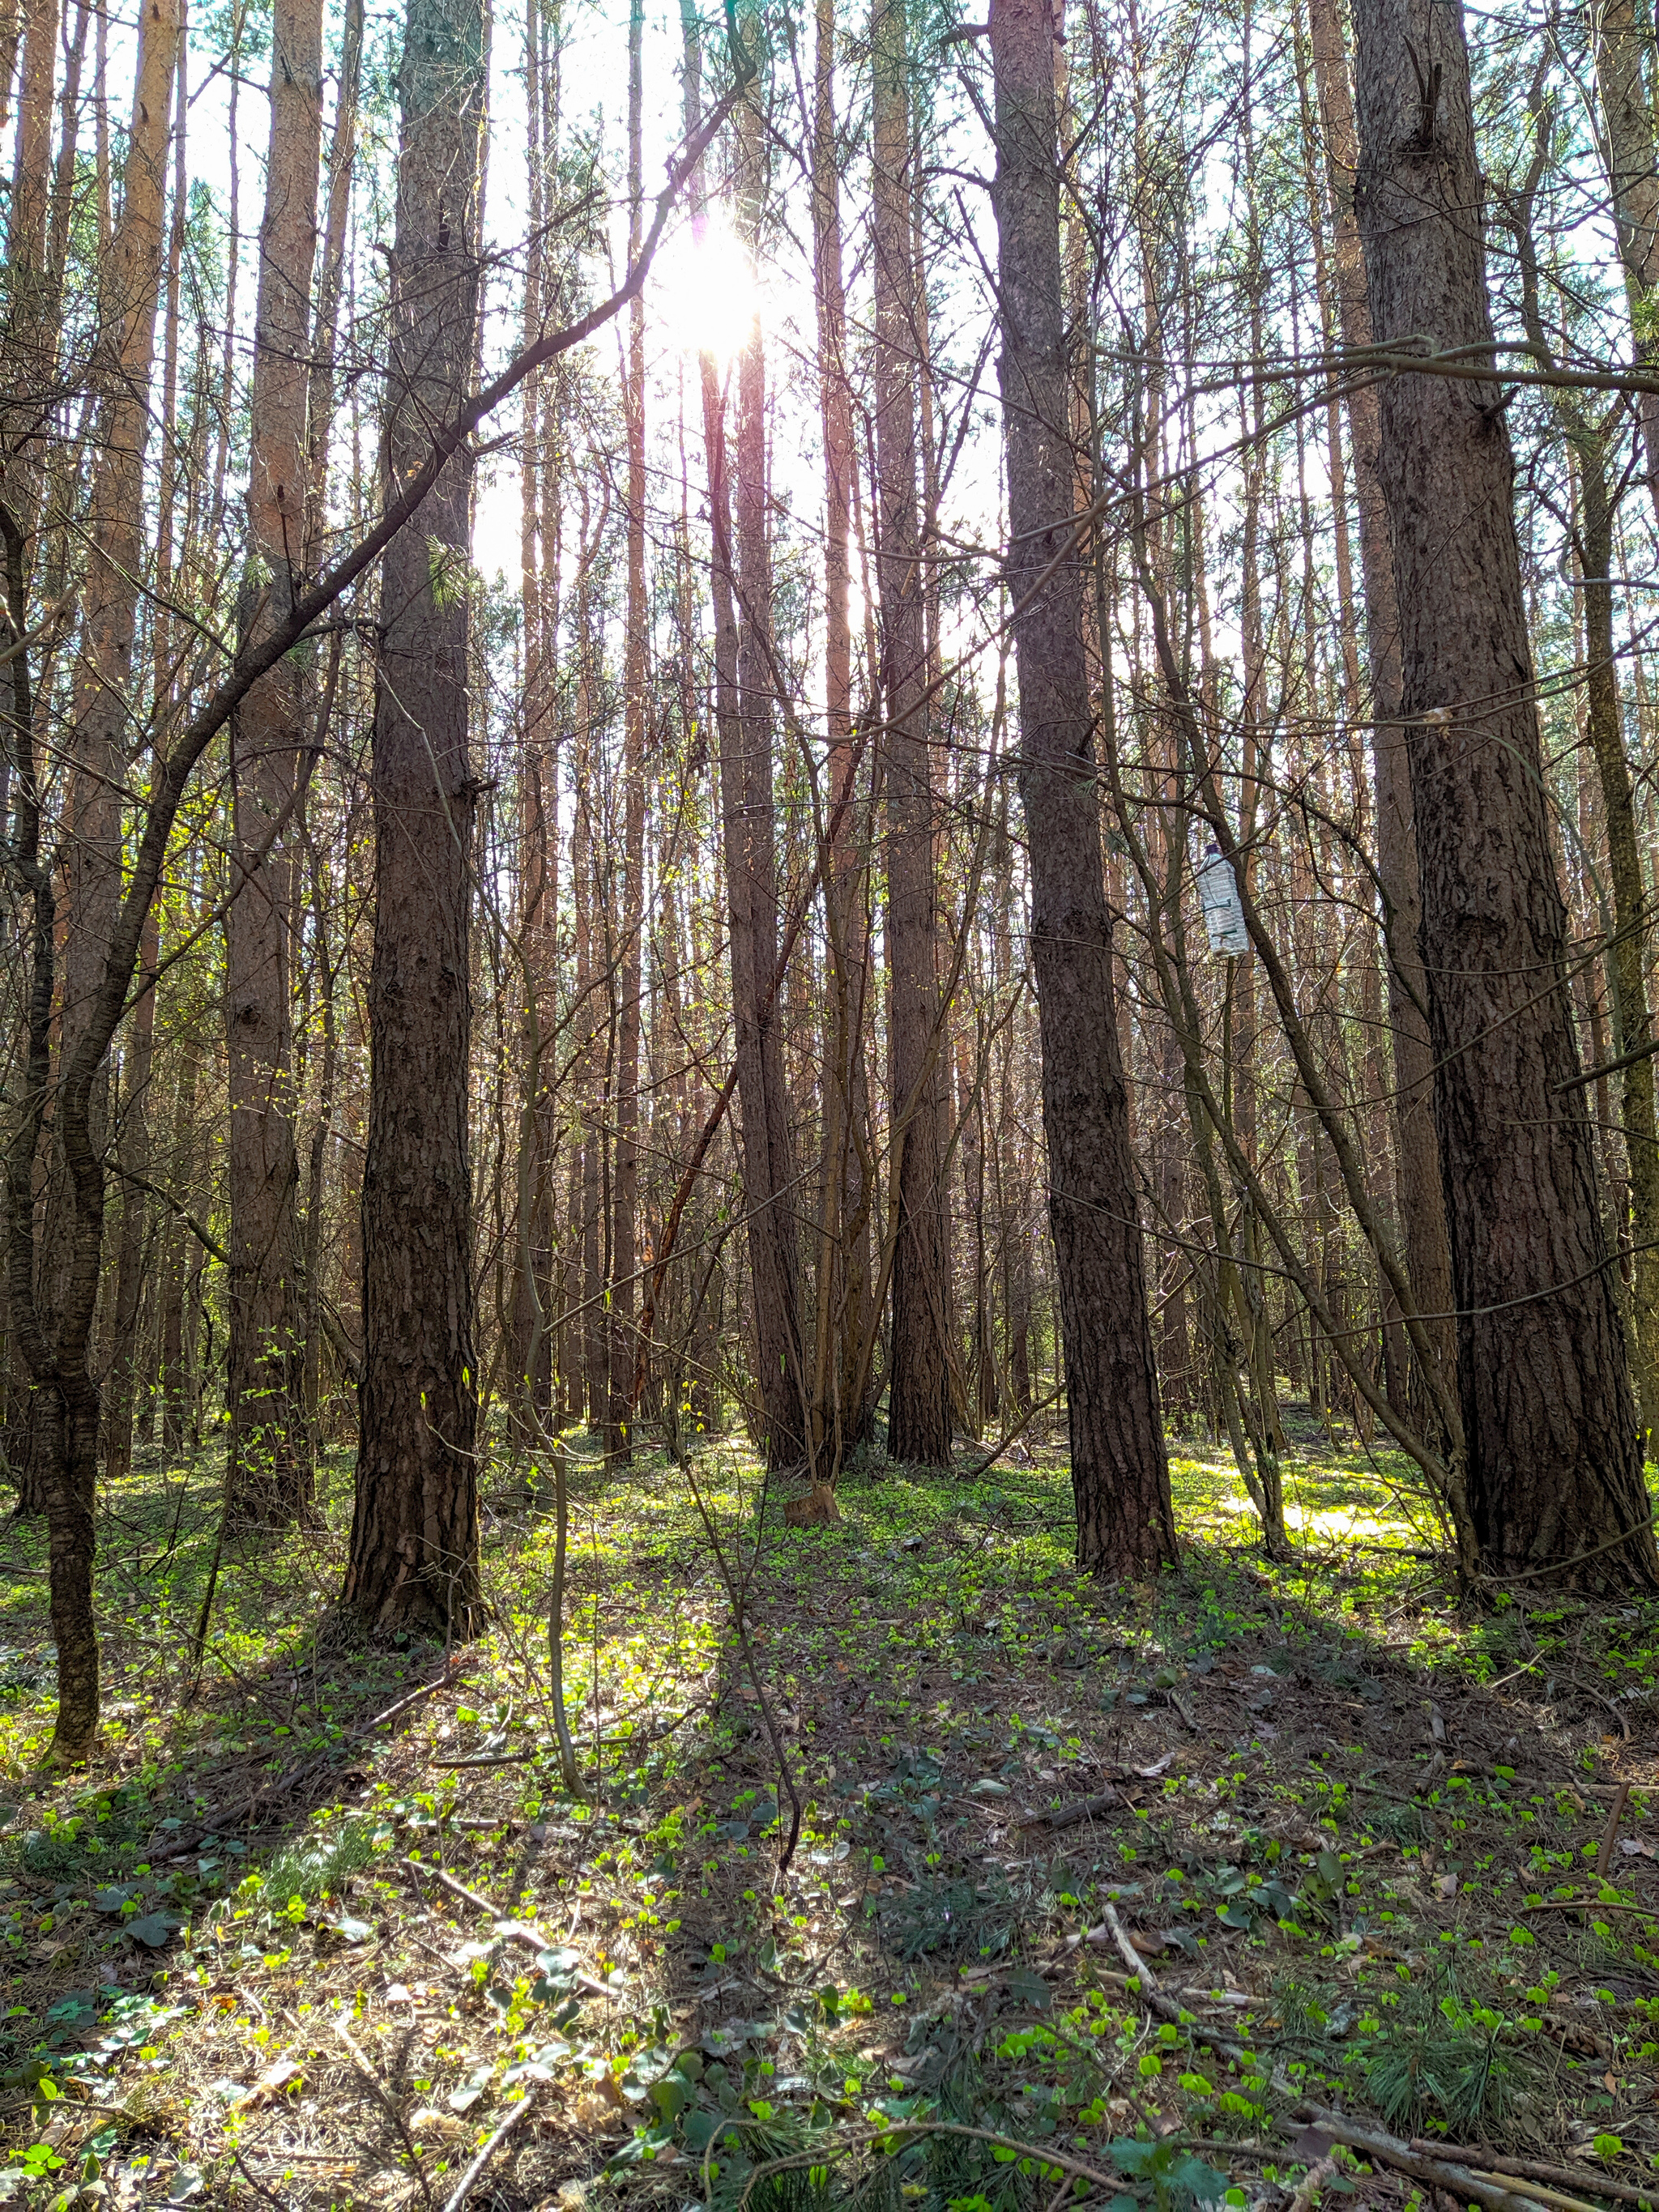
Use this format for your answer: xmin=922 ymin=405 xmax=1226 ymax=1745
xmin=0 ymin=1425 xmax=1656 ymax=2208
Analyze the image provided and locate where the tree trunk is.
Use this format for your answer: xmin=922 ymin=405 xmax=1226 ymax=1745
xmin=1592 ymin=0 xmax=1659 ymax=530
xmin=1576 ymin=435 xmax=1659 ymax=1458
xmin=103 ymin=908 xmax=158 ymax=1485
xmin=4 ymin=0 xmax=181 ymax=1761
xmin=990 ymin=0 xmax=1177 ymax=1574
xmin=1307 ymin=0 xmax=1456 ymax=1440
xmin=874 ymin=0 xmax=951 ymax=1468
xmin=605 ymin=0 xmax=646 ymax=1464
xmin=1352 ymin=0 xmax=1659 ymax=1589
xmin=684 ymin=0 xmax=805 ymax=1467
xmin=344 ymin=0 xmax=485 ymax=1635
xmin=226 ymin=0 xmax=323 ymax=1526
xmin=808 ymin=0 xmax=874 ymax=1475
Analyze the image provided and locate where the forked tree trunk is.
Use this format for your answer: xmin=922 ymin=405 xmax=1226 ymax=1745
xmin=873 ymin=0 xmax=951 ymax=1468
xmin=225 ymin=0 xmax=323 ymax=1526
xmin=1352 ymin=0 xmax=1659 ymax=1589
xmin=344 ymin=0 xmax=485 ymax=1635
xmin=990 ymin=0 xmax=1177 ymax=1575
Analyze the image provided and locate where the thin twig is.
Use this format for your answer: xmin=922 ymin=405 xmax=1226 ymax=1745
xmin=407 ymin=1860 xmax=616 ymax=1998
xmin=439 ymin=2083 xmax=543 ymax=2212
xmin=332 ymin=2016 xmax=437 ymax=2210
xmin=1596 ymin=1780 xmax=1632 ymax=1875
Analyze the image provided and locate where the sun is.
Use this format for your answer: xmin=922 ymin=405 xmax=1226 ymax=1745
xmin=652 ymin=211 xmax=762 ymax=366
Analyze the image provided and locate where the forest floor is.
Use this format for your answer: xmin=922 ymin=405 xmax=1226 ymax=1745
xmin=0 ymin=1421 xmax=1656 ymax=2212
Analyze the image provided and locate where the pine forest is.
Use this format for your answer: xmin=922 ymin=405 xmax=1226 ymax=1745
xmin=2 ymin=0 xmax=1659 ymax=2194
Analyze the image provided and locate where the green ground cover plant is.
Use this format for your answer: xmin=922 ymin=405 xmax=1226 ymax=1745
xmin=0 ymin=1428 xmax=1654 ymax=2209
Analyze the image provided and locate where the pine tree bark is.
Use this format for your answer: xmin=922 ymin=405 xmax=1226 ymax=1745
xmin=604 ymin=0 xmax=647 ymax=1464
xmin=1505 ymin=107 xmax=1659 ymax=1460
xmin=683 ymin=0 xmax=805 ymax=1466
xmin=103 ymin=909 xmax=158 ymax=1485
xmin=1592 ymin=0 xmax=1659 ymax=530
xmin=344 ymin=0 xmax=485 ymax=1634
xmin=226 ymin=0 xmax=323 ymax=1525
xmin=873 ymin=0 xmax=951 ymax=1468
xmin=6 ymin=0 xmax=181 ymax=1758
xmin=990 ymin=0 xmax=1176 ymax=1573
xmin=808 ymin=0 xmax=874 ymax=1473
xmin=1306 ymin=0 xmax=1456 ymax=1438
xmin=1352 ymin=0 xmax=1659 ymax=1589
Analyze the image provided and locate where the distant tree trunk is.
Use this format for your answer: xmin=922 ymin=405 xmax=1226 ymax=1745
xmin=990 ymin=0 xmax=1177 ymax=1574
xmin=301 ymin=840 xmax=340 ymax=1445
xmin=1575 ymin=425 xmax=1659 ymax=1456
xmin=873 ymin=0 xmax=950 ymax=1468
xmin=160 ymin=1037 xmax=202 ymax=1460
xmin=225 ymin=0 xmax=323 ymax=1526
xmin=684 ymin=0 xmax=804 ymax=1468
xmin=605 ymin=0 xmax=646 ymax=1464
xmin=2 ymin=0 xmax=60 ymax=518
xmin=306 ymin=0 xmax=362 ymax=535
xmin=344 ymin=0 xmax=485 ymax=1635
xmin=103 ymin=909 xmax=159 ymax=1485
xmin=1307 ymin=0 xmax=1456 ymax=1440
xmin=1353 ymin=0 xmax=1659 ymax=1589
xmin=808 ymin=0 xmax=874 ymax=1474
xmin=1592 ymin=0 xmax=1659 ymax=530
xmin=506 ymin=0 xmax=555 ymax=1447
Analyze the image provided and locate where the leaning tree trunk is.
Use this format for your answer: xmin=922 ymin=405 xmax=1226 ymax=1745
xmin=1352 ymin=0 xmax=1659 ymax=1589
xmin=873 ymin=0 xmax=951 ymax=1469
xmin=225 ymin=0 xmax=324 ymax=1527
xmin=989 ymin=0 xmax=1177 ymax=1575
xmin=5 ymin=0 xmax=182 ymax=1759
xmin=343 ymin=0 xmax=485 ymax=1635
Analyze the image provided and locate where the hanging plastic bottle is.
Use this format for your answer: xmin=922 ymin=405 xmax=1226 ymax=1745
xmin=1196 ymin=841 xmax=1249 ymax=957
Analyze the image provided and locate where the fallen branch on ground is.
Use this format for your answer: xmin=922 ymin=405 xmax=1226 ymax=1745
xmin=1409 ymin=2142 xmax=1659 ymax=2210
xmin=439 ymin=2082 xmax=543 ymax=2212
xmin=1017 ymin=1789 xmax=1120 ymax=1831
xmin=1099 ymin=1907 xmax=1614 ymax=2212
xmin=403 ymin=1859 xmax=618 ymax=2001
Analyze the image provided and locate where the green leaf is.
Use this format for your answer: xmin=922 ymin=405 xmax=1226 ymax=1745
xmin=125 ymin=1912 xmax=181 ymax=1948
xmin=1003 ymin=1967 xmax=1052 ymax=2010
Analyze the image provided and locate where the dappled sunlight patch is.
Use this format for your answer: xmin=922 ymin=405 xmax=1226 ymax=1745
xmin=0 ymin=1431 xmax=1655 ymax=2200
